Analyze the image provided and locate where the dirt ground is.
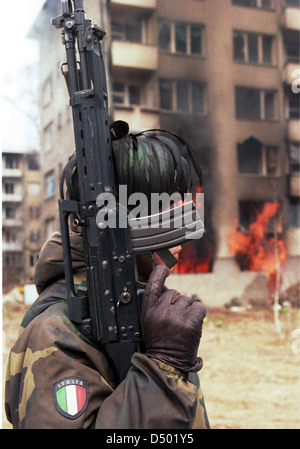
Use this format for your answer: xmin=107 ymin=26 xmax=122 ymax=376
xmin=2 ymin=302 xmax=300 ymax=429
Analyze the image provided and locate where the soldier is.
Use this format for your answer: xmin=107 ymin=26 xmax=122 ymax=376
xmin=5 ymin=122 xmax=209 ymax=429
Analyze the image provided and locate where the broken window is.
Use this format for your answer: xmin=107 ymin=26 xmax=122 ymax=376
xmin=237 ymin=139 xmax=280 ymax=176
xmin=238 ymin=142 xmax=262 ymax=174
xmin=235 ymin=87 xmax=277 ymax=120
xmin=236 ymin=87 xmax=260 ymax=119
xmin=230 ymin=201 xmax=285 ymax=273
xmin=239 ymin=201 xmax=281 ymax=232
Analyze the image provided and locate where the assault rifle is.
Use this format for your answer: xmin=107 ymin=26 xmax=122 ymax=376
xmin=52 ymin=0 xmax=204 ymax=384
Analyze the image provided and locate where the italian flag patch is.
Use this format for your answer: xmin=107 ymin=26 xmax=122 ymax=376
xmin=54 ymin=376 xmax=88 ymax=419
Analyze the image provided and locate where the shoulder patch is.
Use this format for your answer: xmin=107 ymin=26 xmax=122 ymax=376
xmin=53 ymin=376 xmax=88 ymax=419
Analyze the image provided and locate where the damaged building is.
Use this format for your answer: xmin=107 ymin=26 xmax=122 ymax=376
xmin=2 ymin=150 xmax=42 ymax=294
xmin=29 ymin=0 xmax=300 ymax=306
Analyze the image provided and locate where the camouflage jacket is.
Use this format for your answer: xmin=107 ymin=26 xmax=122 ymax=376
xmin=5 ymin=232 xmax=209 ymax=429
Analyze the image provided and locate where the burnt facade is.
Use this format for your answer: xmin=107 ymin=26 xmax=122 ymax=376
xmin=30 ymin=0 xmax=299 ymax=305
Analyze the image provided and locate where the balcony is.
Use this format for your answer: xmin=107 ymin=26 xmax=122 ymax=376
xmin=288 ymin=118 xmax=300 ymax=141
xmin=2 ymin=242 xmax=23 ymax=252
xmin=113 ymin=105 xmax=160 ymax=132
xmin=282 ymin=7 xmax=300 ymax=31
xmin=2 ymin=193 xmax=23 ymax=202
xmin=111 ymin=41 xmax=158 ymax=72
xmin=286 ymin=228 xmax=300 ymax=257
xmin=2 ymin=168 xmax=22 ymax=178
xmin=2 ymin=218 xmax=23 ymax=227
xmin=290 ymin=174 xmax=300 ymax=196
xmin=110 ymin=0 xmax=156 ymax=13
xmin=285 ymin=62 xmax=300 ymax=85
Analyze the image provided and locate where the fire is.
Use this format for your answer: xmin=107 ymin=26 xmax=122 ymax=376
xmin=173 ymin=241 xmax=212 ymax=273
xmin=173 ymin=185 xmax=212 ymax=273
xmin=228 ymin=202 xmax=287 ymax=275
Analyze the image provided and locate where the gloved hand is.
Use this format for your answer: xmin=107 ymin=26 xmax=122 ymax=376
xmin=141 ymin=264 xmax=206 ymax=373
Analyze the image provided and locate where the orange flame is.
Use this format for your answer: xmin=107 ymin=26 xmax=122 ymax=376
xmin=173 ymin=185 xmax=211 ymax=274
xmin=228 ymin=202 xmax=287 ymax=275
xmin=173 ymin=241 xmax=212 ymax=274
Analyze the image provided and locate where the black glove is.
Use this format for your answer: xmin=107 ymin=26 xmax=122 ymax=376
xmin=141 ymin=264 xmax=206 ymax=373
